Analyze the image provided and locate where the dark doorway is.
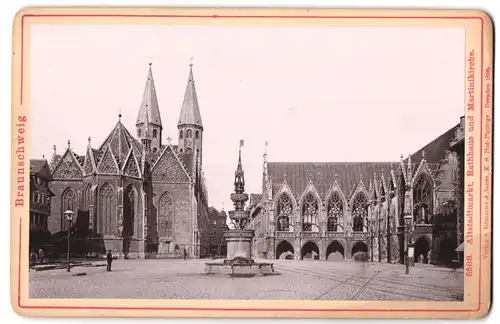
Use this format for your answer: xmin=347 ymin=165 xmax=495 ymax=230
xmin=276 ymin=241 xmax=294 ymax=260
xmin=415 ymin=236 xmax=431 ymax=264
xmin=326 ymin=241 xmax=345 ymax=261
xmin=301 ymin=242 xmax=320 ymax=260
xmin=351 ymin=241 xmax=368 ymax=262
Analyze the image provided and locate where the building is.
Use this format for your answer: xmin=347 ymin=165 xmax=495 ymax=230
xmin=29 ymin=159 xmax=55 ymax=252
xmin=247 ymin=117 xmax=465 ymax=265
xmin=207 ymin=207 xmax=229 ymax=257
xmin=44 ymin=63 xmax=211 ymax=259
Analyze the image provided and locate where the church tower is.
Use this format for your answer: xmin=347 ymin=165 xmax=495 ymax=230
xmin=177 ymin=64 xmax=204 ymax=166
xmin=136 ymin=63 xmax=162 ymax=153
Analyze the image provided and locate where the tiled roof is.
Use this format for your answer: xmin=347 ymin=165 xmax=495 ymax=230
xmin=30 ymin=159 xmax=53 ymax=180
xmin=136 ymin=64 xmax=162 ymax=127
xmin=268 ymin=162 xmax=395 ymax=200
xmin=178 ymin=65 xmax=203 ymax=128
xmin=99 ymin=120 xmax=143 ymax=168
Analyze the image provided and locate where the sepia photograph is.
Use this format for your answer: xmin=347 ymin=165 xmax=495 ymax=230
xmin=11 ymin=7 xmax=493 ymax=319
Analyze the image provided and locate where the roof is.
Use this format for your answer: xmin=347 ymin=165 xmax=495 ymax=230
xmin=177 ymin=65 xmax=203 ymax=128
xmin=268 ymin=162 xmax=395 ymax=200
xmin=30 ymin=159 xmax=53 ymax=180
xmin=249 ymin=193 xmax=263 ymax=206
xmin=136 ymin=64 xmax=162 ymax=128
xmin=99 ymin=120 xmax=143 ymax=169
xmin=404 ymin=124 xmax=459 ymax=175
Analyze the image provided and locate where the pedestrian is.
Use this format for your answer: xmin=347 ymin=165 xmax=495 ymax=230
xmin=38 ymin=248 xmax=45 ymax=265
xmin=183 ymin=248 xmax=187 ymax=260
xmin=106 ymin=250 xmax=113 ymax=272
xmin=29 ymin=250 xmax=37 ymax=270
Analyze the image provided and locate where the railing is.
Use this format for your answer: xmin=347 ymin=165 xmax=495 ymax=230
xmin=301 ymin=232 xmax=320 ymax=238
xmin=30 ymin=202 xmax=50 ymax=214
xmin=351 ymin=232 xmax=369 ymax=239
xmin=275 ymin=231 xmax=294 ymax=238
xmin=325 ymin=231 xmax=345 ymax=238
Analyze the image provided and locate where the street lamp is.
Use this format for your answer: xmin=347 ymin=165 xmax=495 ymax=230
xmin=367 ymin=219 xmax=373 ymax=262
xmin=64 ymin=210 xmax=75 ymax=272
xmin=403 ymin=214 xmax=413 ymax=275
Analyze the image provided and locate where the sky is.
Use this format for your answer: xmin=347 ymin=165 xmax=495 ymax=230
xmin=29 ymin=24 xmax=465 ymax=213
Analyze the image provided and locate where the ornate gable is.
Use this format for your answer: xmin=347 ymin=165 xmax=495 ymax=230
xmin=97 ymin=145 xmax=119 ymax=175
xmin=273 ymin=179 xmax=298 ymax=208
xmin=122 ymin=148 xmax=142 ymax=178
xmin=52 ymin=149 xmax=84 ymax=180
xmin=349 ymin=179 xmax=368 ymax=204
xmin=83 ymin=145 xmax=97 ymax=176
xmin=412 ymin=158 xmax=436 ymax=187
xmin=323 ymin=179 xmax=348 ymax=207
xmin=299 ymin=175 xmax=322 ymax=205
xmin=150 ymin=145 xmax=190 ymax=183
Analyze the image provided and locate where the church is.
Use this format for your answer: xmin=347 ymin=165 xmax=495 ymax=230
xmin=44 ymin=63 xmax=210 ymax=259
xmin=247 ymin=116 xmax=465 ymax=266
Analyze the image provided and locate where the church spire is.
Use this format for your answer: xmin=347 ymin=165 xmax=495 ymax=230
xmin=234 ymin=140 xmax=245 ymax=194
xmin=177 ymin=64 xmax=203 ymax=129
xmin=136 ymin=63 xmax=162 ymax=152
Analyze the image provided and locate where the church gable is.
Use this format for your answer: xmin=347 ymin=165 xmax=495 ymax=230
xmin=52 ymin=149 xmax=84 ymax=180
xmin=122 ymin=148 xmax=141 ymax=178
xmin=97 ymin=145 xmax=119 ymax=175
xmin=150 ymin=145 xmax=190 ymax=183
xmin=83 ymin=146 xmax=97 ymax=176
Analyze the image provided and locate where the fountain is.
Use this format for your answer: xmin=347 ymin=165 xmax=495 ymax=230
xmin=205 ymin=141 xmax=274 ymax=277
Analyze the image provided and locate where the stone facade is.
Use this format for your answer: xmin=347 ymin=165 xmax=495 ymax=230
xmin=207 ymin=207 xmax=229 ymax=257
xmin=44 ymin=64 xmax=211 ymax=259
xmin=247 ymin=117 xmax=465 ymax=266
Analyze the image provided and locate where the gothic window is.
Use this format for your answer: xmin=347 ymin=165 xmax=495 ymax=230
xmin=186 ymin=147 xmax=192 ymax=154
xmin=352 ymin=193 xmax=368 ymax=232
xmin=123 ymin=185 xmax=137 ymax=237
xmin=179 ymin=130 xmax=183 ymax=139
xmin=195 ymin=130 xmax=199 ymax=139
xmin=398 ymin=175 xmax=406 ymax=224
xmin=276 ymin=193 xmax=293 ymax=231
xmin=61 ymin=188 xmax=77 ymax=231
xmin=138 ymin=129 xmax=142 ymax=138
xmin=302 ymin=193 xmax=319 ymax=232
xmin=83 ymin=184 xmax=92 ymax=211
xmin=180 ymin=149 xmax=183 ymax=153
xmin=153 ymin=129 xmax=158 ymax=138
xmin=158 ymin=192 xmax=174 ymax=238
xmin=153 ymin=148 xmax=158 ymax=153
xmin=99 ymin=183 xmax=116 ymax=236
xmin=327 ymin=192 xmax=343 ymax=232
xmin=187 ymin=129 xmax=192 ymax=138
xmin=413 ymin=175 xmax=433 ymax=224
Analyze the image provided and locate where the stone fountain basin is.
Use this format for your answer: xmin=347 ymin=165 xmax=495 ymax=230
xmin=205 ymin=257 xmax=274 ymax=277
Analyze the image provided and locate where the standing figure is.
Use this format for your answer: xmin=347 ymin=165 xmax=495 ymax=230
xmin=38 ymin=248 xmax=44 ymax=265
xmin=106 ymin=250 xmax=113 ymax=271
xmin=183 ymin=248 xmax=187 ymax=260
xmin=29 ymin=250 xmax=37 ymax=270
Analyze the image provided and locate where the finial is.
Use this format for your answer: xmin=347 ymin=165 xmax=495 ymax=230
xmin=421 ymin=150 xmax=426 ymax=159
xmin=309 ymin=173 xmax=313 ymax=182
xmin=400 ymin=154 xmax=404 ymax=160
xmin=149 ymin=62 xmax=152 ymax=66
xmin=53 ymin=145 xmax=56 ymax=152
xmin=42 ymin=154 xmax=45 ymax=160
xmin=88 ymin=136 xmax=91 ymax=144
xmin=67 ymin=140 xmax=71 ymax=149
xmin=167 ymin=137 xmax=172 ymax=145
xmin=222 ymin=202 xmax=224 ymax=211
xmin=283 ymin=171 xmax=287 ymax=182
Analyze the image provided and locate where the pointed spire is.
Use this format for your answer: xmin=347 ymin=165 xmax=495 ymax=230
xmin=67 ymin=140 xmax=71 ymax=149
xmin=421 ymin=150 xmax=426 ymax=161
xmin=234 ymin=141 xmax=245 ymax=194
xmin=178 ymin=64 xmax=203 ymax=129
xmin=136 ymin=63 xmax=162 ymax=127
xmin=42 ymin=154 xmax=45 ymax=160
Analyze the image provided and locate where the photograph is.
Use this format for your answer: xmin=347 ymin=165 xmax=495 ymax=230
xmin=11 ymin=7 xmax=493 ymax=319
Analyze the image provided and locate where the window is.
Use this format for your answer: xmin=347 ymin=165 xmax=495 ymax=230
xmin=179 ymin=130 xmax=183 ymax=139
xmin=180 ymin=149 xmax=183 ymax=153
xmin=327 ymin=192 xmax=343 ymax=232
xmin=352 ymin=194 xmax=368 ymax=232
xmin=195 ymin=130 xmax=199 ymax=139
xmin=187 ymin=129 xmax=192 ymax=138
xmin=301 ymin=193 xmax=319 ymax=232
xmin=413 ymin=176 xmax=433 ymax=224
xmin=99 ymin=183 xmax=116 ymax=235
xmin=186 ymin=147 xmax=192 ymax=154
xmin=276 ymin=194 xmax=293 ymax=231
xmin=153 ymin=129 xmax=158 ymax=138
xmin=123 ymin=185 xmax=137 ymax=237
xmin=138 ymin=129 xmax=142 ymax=138
xmin=159 ymin=192 xmax=174 ymax=238
xmin=61 ymin=188 xmax=77 ymax=231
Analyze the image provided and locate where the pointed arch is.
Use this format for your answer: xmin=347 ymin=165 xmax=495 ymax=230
xmin=301 ymin=192 xmax=320 ymax=232
xmin=158 ymin=191 xmax=174 ymax=238
xmin=326 ymin=191 xmax=344 ymax=232
xmin=351 ymin=193 xmax=368 ymax=232
xmin=123 ymin=185 xmax=138 ymax=237
xmin=61 ymin=188 xmax=78 ymax=232
xmin=413 ymin=174 xmax=433 ymax=224
xmin=99 ymin=183 xmax=116 ymax=236
xmin=275 ymin=192 xmax=294 ymax=231
xmin=82 ymin=183 xmax=92 ymax=211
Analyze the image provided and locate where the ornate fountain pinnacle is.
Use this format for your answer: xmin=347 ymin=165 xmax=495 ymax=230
xmin=229 ymin=140 xmax=249 ymax=229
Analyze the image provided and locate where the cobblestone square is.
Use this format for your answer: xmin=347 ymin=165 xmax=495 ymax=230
xmin=29 ymin=259 xmax=464 ymax=301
